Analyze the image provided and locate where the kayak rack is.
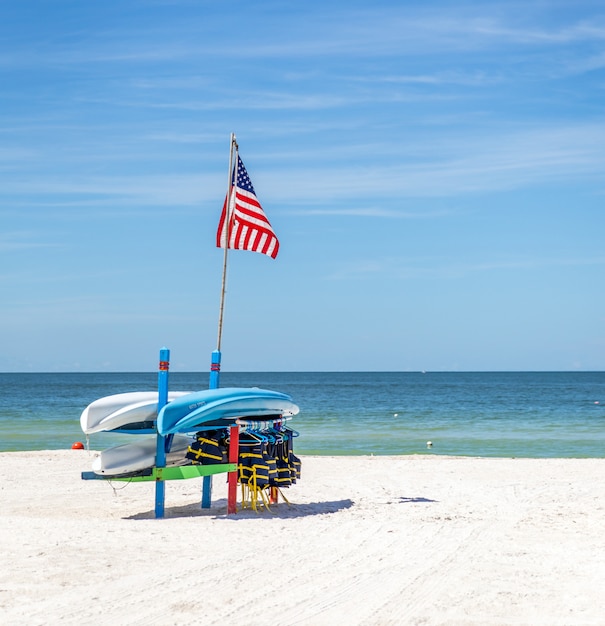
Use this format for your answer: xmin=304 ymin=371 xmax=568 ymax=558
xmin=82 ymin=348 xmax=241 ymax=518
xmin=81 ymin=348 xmax=300 ymax=518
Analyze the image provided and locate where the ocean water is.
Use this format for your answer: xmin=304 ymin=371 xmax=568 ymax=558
xmin=1 ymin=371 xmax=604 ymax=457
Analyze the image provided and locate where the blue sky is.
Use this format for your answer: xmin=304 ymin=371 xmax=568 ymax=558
xmin=1 ymin=0 xmax=604 ymax=372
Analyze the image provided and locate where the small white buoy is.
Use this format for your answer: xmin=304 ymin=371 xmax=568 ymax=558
xmin=426 ymin=441 xmax=433 ymax=448
xmin=393 ymin=413 xmax=398 ymax=417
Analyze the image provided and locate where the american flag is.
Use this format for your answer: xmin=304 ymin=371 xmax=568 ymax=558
xmin=216 ymin=155 xmax=279 ymax=259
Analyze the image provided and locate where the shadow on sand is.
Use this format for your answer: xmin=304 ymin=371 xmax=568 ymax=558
xmin=126 ymin=497 xmax=355 ymax=520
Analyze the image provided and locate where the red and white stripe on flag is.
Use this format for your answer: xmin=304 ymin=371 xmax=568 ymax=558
xmin=216 ymin=155 xmax=279 ymax=259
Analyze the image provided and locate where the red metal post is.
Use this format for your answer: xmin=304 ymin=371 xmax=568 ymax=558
xmin=227 ymin=425 xmax=239 ymax=514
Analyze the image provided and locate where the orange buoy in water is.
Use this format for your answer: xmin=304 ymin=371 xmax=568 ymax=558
xmin=72 ymin=442 xmax=85 ymax=450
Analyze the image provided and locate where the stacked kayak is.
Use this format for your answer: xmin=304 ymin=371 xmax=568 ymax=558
xmin=90 ymin=434 xmax=194 ymax=476
xmin=157 ymin=387 xmax=299 ymax=435
xmin=80 ymin=387 xmax=299 ymax=477
xmin=80 ymin=391 xmax=193 ymax=435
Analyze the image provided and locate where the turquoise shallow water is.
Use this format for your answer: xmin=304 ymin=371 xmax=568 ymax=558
xmin=1 ymin=371 xmax=604 ymax=457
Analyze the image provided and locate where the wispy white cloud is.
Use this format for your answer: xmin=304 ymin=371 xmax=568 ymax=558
xmin=560 ymin=50 xmax=605 ymax=75
xmin=261 ymin=122 xmax=605 ymax=202
xmin=76 ymin=92 xmax=352 ymax=112
xmin=292 ymin=207 xmax=452 ymax=218
xmin=2 ymin=121 xmax=603 ymax=214
xmin=0 ymin=232 xmax=60 ymax=252
xmin=327 ymin=253 xmax=605 ymax=281
xmin=363 ymin=71 xmax=501 ymax=87
xmin=468 ymin=17 xmax=605 ymax=45
xmin=5 ymin=5 xmax=605 ymax=69
xmin=0 ymin=173 xmax=217 ymax=208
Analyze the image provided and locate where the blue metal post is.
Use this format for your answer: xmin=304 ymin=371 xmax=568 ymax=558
xmin=209 ymin=349 xmax=221 ymax=389
xmin=201 ymin=349 xmax=221 ymax=508
xmin=155 ymin=348 xmax=170 ymax=518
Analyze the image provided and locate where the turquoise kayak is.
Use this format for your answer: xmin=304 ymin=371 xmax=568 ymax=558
xmin=157 ymin=387 xmax=299 ymax=435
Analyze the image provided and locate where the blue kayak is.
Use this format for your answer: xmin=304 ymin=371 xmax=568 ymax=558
xmin=157 ymin=387 xmax=299 ymax=435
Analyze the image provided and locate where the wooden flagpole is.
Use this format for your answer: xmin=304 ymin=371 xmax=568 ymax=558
xmin=210 ymin=133 xmax=237 ymax=391
xmin=216 ymin=133 xmax=238 ymax=354
xmin=210 ymin=133 xmax=238 ymax=391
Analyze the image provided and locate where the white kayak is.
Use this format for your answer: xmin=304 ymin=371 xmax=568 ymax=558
xmin=91 ymin=434 xmax=194 ymax=476
xmin=80 ymin=391 xmax=193 ymax=435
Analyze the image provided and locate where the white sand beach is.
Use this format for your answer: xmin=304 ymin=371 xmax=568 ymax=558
xmin=1 ymin=451 xmax=604 ymax=625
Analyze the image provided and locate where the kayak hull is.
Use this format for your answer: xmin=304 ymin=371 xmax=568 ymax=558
xmin=80 ymin=391 xmax=193 ymax=434
xmin=158 ymin=387 xmax=299 ymax=435
xmin=91 ymin=434 xmax=193 ymax=476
